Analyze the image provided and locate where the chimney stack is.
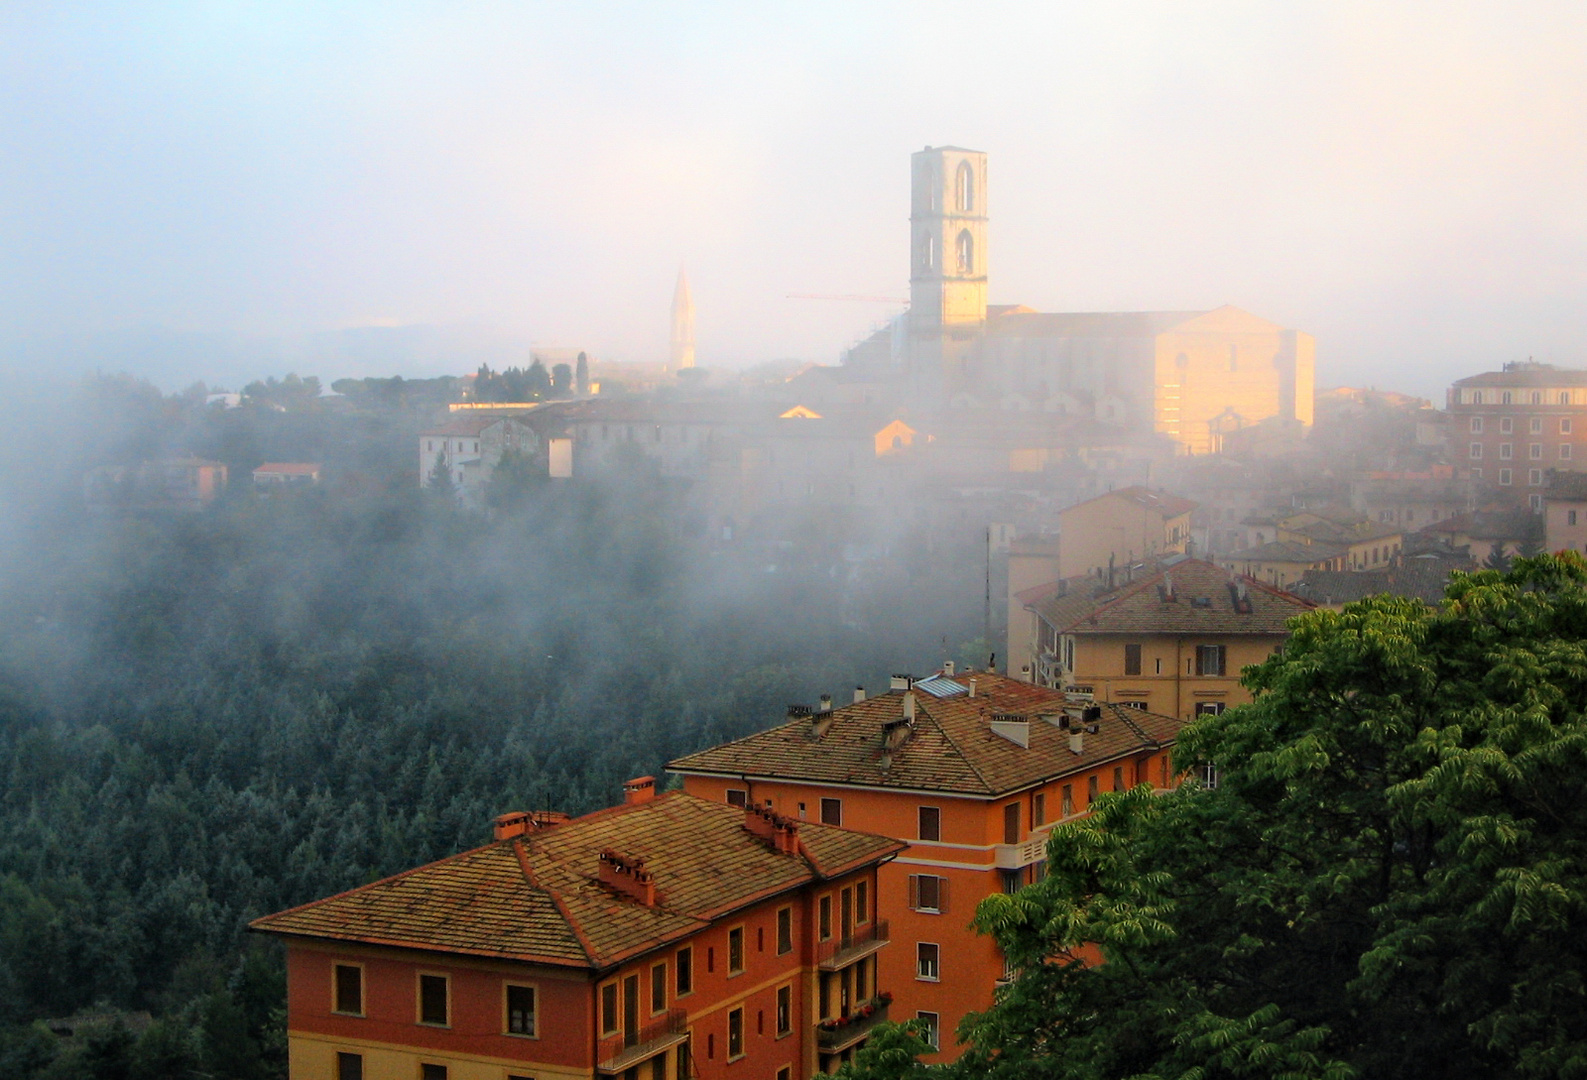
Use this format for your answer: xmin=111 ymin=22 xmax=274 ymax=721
xmin=943 ymin=660 xmax=956 ymax=676
xmin=744 ymin=803 xmax=802 ymax=854
xmin=889 ymin=673 xmax=912 ymax=691
xmin=1069 ymin=730 xmax=1085 ymax=754
xmin=623 ymin=776 xmax=656 ymax=805
xmin=494 ymin=811 xmax=532 ymax=840
xmin=853 ymin=686 xmax=866 ymax=703
xmin=597 ymin=849 xmax=657 ymax=906
xmin=818 ymin=693 xmax=833 ymax=713
xmin=903 ymin=690 xmax=916 ymax=721
xmin=968 ymin=677 xmax=976 ymax=698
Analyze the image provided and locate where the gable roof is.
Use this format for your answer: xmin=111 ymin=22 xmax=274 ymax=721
xmin=1031 ymin=558 xmax=1312 ymax=635
xmin=668 ymin=672 xmax=1183 ymax=798
xmin=250 ymin=792 xmax=901 ymax=970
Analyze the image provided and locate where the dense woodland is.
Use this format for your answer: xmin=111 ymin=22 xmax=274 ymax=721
xmin=0 ymin=374 xmax=980 ymax=1078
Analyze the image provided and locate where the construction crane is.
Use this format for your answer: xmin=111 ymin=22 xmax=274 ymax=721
xmin=786 ymin=293 xmax=908 ymax=304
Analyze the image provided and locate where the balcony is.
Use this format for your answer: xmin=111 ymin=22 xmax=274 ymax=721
xmin=817 ymin=920 xmax=889 ymax=971
xmin=597 ymin=1008 xmax=688 ymax=1075
xmin=994 ymin=835 xmax=1048 ymax=870
xmin=817 ymin=997 xmax=890 ymax=1054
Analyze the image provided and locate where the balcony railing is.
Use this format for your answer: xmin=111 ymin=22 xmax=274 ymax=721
xmin=597 ymin=1008 xmax=688 ymax=1075
xmin=817 ymin=998 xmax=890 ymax=1054
xmin=816 ymin=920 xmax=889 ymax=971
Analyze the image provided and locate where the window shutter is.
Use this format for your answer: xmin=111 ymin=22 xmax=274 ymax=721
xmin=937 ymin=876 xmax=949 ymax=914
xmin=908 ymin=875 xmax=919 ymax=910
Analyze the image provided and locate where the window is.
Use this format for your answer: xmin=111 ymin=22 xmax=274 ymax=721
xmin=778 ymin=1068 xmax=791 ymax=1080
xmin=600 ymin=982 xmax=618 ymax=1034
xmin=1571 ymin=510 xmax=1579 ymax=526
xmin=770 ymin=983 xmax=790 ymax=1036
xmin=334 ymin=964 xmax=363 ymax=1015
xmin=820 ymin=798 xmax=842 ymax=826
xmin=726 ymin=788 xmax=748 ymax=807
xmin=1563 ymin=418 xmax=1574 ymax=434
xmin=918 ymin=806 xmax=941 ymax=841
xmin=919 ymin=231 xmax=935 ymax=271
xmin=909 ymin=874 xmax=946 ymax=912
xmin=1123 ymin=642 xmax=1142 ymax=675
xmin=917 ymin=942 xmax=940 ymax=980
xmin=651 ymin=963 xmax=667 ymax=1013
xmin=1087 ymin=775 xmax=1098 ymax=803
xmin=1532 ymin=443 xmax=1544 ymax=459
xmin=1470 ymin=416 xmax=1484 ymax=433
xmin=1564 ymin=392 xmax=1574 ymax=405
xmin=676 ymin=947 xmax=693 ymax=996
xmin=337 ymin=1052 xmax=363 ymax=1080
xmin=1061 ymin=784 xmax=1073 ymax=816
xmin=955 ymin=229 xmax=974 ymax=275
xmin=419 ymin=975 xmax=449 ymax=1026
xmin=1003 ymin=801 xmax=1020 ymax=844
xmin=917 ymin=1012 xmax=940 ymax=1050
xmin=1033 ymin=792 xmax=1046 ymax=827
xmin=956 ymin=160 xmax=975 ymax=211
xmin=1532 ymin=392 xmax=1543 ymax=405
xmin=856 ymin=881 xmax=869 ymax=924
xmin=1563 ymin=444 xmax=1573 ymax=460
xmin=777 ymin=907 xmax=793 ymax=954
xmin=1501 ymin=417 xmax=1514 ymax=433
xmin=1530 ymin=469 xmax=1543 ymax=486
xmin=1530 ymin=494 xmax=1544 ymax=511
xmin=1470 ymin=443 xmax=1483 ymax=459
xmin=1531 ymin=416 xmax=1544 ymax=434
xmin=1195 ymin=645 xmax=1226 ymax=676
xmin=1200 ymin=764 xmax=1221 ymax=789
xmin=1000 ymin=869 xmax=1022 ymax=894
xmin=1118 ymin=700 xmax=1148 ymax=710
xmin=505 ymin=984 xmax=537 ymax=1036
xmin=1113 ymin=766 xmax=1125 ymax=792
xmin=1503 ymin=392 xmax=1514 ymax=405
xmin=1195 ymin=702 xmax=1226 ymax=717
xmin=421 ymin=1066 xmax=448 ymax=1080
xmin=1501 ymin=469 xmax=1513 ymax=485
xmin=819 ymin=895 xmax=832 ymax=939
xmin=728 ymin=1007 xmax=745 ymax=1059
xmin=707 ymin=947 xmax=714 ymax=973
xmin=728 ymin=927 xmax=745 ymax=974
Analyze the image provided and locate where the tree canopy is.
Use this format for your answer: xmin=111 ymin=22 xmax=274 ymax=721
xmin=912 ymin=554 xmax=1587 ymax=1080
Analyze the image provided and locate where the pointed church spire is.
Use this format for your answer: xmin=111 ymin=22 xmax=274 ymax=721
xmin=670 ymin=269 xmax=696 ymax=370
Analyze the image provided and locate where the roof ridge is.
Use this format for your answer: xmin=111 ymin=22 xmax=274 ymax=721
xmin=917 ymin=699 xmax=995 ymax=795
xmin=516 ymin=837 xmax=599 ymax=966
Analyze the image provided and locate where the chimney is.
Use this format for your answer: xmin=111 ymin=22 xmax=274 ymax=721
xmin=853 ymin=686 xmax=866 ymax=703
xmin=903 ymin=691 xmax=916 ymax=721
xmin=744 ymin=803 xmax=801 ymax=854
xmin=1069 ymin=730 xmax=1085 ymax=754
xmin=623 ymin=776 xmax=656 ymax=805
xmin=889 ymin=673 xmax=912 ymax=691
xmin=943 ymin=660 xmax=956 ymax=676
xmin=968 ymin=677 xmax=976 ymax=698
xmin=494 ymin=811 xmax=532 ymax=840
xmin=989 ymin=713 xmax=1030 ymax=748
xmin=818 ymin=693 xmax=833 ymax=713
xmin=787 ymin=704 xmax=813 ymax=724
xmin=597 ymin=849 xmax=657 ymax=906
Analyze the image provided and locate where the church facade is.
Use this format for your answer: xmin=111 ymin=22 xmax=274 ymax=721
xmin=871 ymin=146 xmax=1315 ymax=455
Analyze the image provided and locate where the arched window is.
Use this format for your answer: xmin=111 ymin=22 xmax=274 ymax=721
xmin=919 ymin=232 xmax=935 ymax=272
xmin=956 ymin=161 xmax=975 ymax=212
xmin=1503 ymin=391 xmax=1513 ymax=404
xmin=956 ymin=230 xmax=974 ymax=275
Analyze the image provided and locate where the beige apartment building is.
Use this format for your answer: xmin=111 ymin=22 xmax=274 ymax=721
xmin=1057 ymin=486 xmax=1196 ymax=580
xmin=1022 ymin=558 xmax=1312 ymax=719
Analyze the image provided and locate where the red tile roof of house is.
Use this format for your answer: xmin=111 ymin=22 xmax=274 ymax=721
xmin=669 ymin=672 xmax=1184 ymax=797
xmin=1031 ymin=558 xmax=1312 ymax=636
xmin=250 ymin=792 xmax=902 ymax=968
xmin=252 ymin=462 xmax=320 ymax=476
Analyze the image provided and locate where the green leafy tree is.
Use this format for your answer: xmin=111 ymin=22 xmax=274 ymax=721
xmin=948 ymin=554 xmax=1587 ymax=1080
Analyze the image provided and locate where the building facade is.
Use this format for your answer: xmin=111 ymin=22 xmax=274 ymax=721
xmin=1447 ymin=361 xmax=1587 ymax=505
xmin=252 ymin=784 xmax=902 ymax=1080
xmin=669 ymin=673 xmax=1185 ymax=1063
xmin=1022 ymin=558 xmax=1311 ymax=718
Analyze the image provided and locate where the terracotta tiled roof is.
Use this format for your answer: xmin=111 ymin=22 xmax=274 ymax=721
xmin=251 ymin=793 xmax=902 ymax=968
xmin=1031 ymin=558 xmax=1312 ymax=635
xmin=1229 ymin=540 xmax=1346 ymax=564
xmin=668 ymin=672 xmax=1184 ymax=797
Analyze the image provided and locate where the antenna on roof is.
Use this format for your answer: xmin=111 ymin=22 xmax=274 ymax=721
xmin=987 ymin=652 xmax=996 ymax=672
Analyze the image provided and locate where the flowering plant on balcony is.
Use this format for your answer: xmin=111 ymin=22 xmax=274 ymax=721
xmin=817 ymin=992 xmax=892 ymax=1031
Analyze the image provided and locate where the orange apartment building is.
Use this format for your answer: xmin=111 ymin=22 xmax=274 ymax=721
xmin=1021 ymin=558 xmax=1311 ymax=719
xmin=668 ymin=673 xmax=1185 ymax=1062
xmin=252 ymin=781 xmax=903 ymax=1080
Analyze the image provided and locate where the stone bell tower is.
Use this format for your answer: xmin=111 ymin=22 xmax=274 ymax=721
xmin=908 ymin=146 xmax=987 ymax=400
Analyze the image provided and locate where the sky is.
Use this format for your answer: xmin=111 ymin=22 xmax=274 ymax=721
xmin=1 ymin=1 xmax=1585 ymax=397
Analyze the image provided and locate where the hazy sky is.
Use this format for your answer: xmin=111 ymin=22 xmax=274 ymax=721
xmin=2 ymin=2 xmax=1584 ymax=396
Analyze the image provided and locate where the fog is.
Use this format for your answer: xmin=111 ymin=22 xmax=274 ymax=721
xmin=4 ymin=3 xmax=1586 ymax=396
